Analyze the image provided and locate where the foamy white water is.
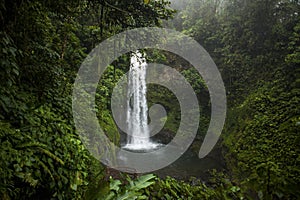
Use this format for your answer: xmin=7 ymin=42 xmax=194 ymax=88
xmin=123 ymin=51 xmax=158 ymax=150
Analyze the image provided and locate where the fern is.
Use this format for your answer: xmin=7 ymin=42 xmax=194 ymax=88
xmin=127 ymin=174 xmax=156 ymax=191
xmin=15 ymin=141 xmax=47 ymax=149
xmin=15 ymin=141 xmax=65 ymax=165
xmin=37 ymin=147 xmax=65 ymax=165
xmin=86 ymin=174 xmax=156 ymax=200
xmin=36 ymin=159 xmax=54 ymax=181
xmin=23 ymin=173 xmax=39 ymax=187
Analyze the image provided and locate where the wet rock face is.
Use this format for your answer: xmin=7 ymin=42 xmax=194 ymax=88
xmin=151 ymin=129 xmax=175 ymax=144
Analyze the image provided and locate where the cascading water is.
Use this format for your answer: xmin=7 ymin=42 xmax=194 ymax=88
xmin=123 ymin=51 xmax=158 ymax=150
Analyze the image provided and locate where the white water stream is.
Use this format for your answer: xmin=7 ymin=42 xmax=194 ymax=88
xmin=123 ymin=51 xmax=158 ymax=150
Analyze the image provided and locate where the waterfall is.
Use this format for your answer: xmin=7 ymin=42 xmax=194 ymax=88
xmin=123 ymin=51 xmax=157 ymax=150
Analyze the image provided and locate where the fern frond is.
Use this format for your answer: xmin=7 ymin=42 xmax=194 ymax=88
xmin=37 ymin=147 xmax=65 ymax=165
xmin=129 ymin=174 xmax=156 ymax=191
xmin=23 ymin=173 xmax=39 ymax=187
xmin=36 ymin=159 xmax=54 ymax=181
xmin=15 ymin=141 xmax=47 ymax=149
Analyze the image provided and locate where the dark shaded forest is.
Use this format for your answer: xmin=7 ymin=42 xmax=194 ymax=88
xmin=0 ymin=0 xmax=299 ymax=199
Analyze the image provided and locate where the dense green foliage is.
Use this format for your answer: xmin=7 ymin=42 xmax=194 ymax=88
xmin=142 ymin=174 xmax=243 ymax=199
xmin=85 ymin=173 xmax=244 ymax=200
xmin=171 ymin=0 xmax=300 ymax=199
xmin=224 ymin=79 xmax=299 ymax=199
xmin=0 ymin=0 xmax=174 ymax=199
xmin=1 ymin=0 xmax=299 ymax=199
